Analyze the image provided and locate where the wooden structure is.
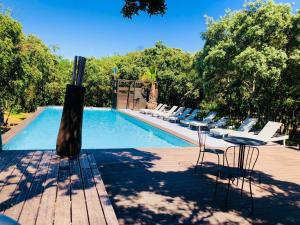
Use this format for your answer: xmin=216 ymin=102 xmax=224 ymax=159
xmin=112 ymin=79 xmax=157 ymax=110
xmin=0 ymin=150 xmax=119 ymax=225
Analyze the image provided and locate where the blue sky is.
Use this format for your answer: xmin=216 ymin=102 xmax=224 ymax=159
xmin=2 ymin=0 xmax=299 ymax=59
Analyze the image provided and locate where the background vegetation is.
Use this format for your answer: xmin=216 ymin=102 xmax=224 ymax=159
xmin=0 ymin=0 xmax=299 ymax=136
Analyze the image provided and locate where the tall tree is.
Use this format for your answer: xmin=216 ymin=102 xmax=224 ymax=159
xmin=0 ymin=11 xmax=23 ymax=111
xmin=140 ymin=66 xmax=158 ymax=109
xmin=122 ymin=0 xmax=166 ymax=18
xmin=200 ymin=0 xmax=299 ymax=130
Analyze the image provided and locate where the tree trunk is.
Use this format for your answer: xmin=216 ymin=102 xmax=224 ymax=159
xmin=146 ymin=83 xmax=157 ymax=109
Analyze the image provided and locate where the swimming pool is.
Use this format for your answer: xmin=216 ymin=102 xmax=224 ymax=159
xmin=3 ymin=107 xmax=194 ymax=150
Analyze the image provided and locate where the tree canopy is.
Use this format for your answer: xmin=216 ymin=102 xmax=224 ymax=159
xmin=122 ymin=0 xmax=166 ymax=18
xmin=200 ymin=0 xmax=299 ymax=131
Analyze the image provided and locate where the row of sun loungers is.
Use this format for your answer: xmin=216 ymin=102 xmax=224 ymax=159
xmin=139 ymin=104 xmax=289 ymax=145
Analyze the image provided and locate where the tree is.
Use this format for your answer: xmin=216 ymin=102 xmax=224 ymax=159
xmin=140 ymin=42 xmax=201 ymax=107
xmin=140 ymin=66 xmax=158 ymax=109
xmin=84 ymin=56 xmax=122 ymax=107
xmin=122 ymin=0 xmax=166 ymax=18
xmin=19 ymin=35 xmax=59 ymax=111
xmin=0 ymin=11 xmax=23 ymax=112
xmin=199 ymin=0 xmax=299 ymax=131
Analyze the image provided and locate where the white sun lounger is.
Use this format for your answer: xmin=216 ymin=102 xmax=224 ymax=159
xmin=188 ymin=111 xmax=217 ymax=128
xmin=168 ymin=108 xmax=192 ymax=123
xmin=190 ymin=116 xmax=228 ymax=129
xmin=228 ymin=121 xmax=289 ymax=146
xmin=162 ymin=107 xmax=185 ymax=120
xmin=180 ymin=109 xmax=200 ymax=126
xmin=210 ymin=117 xmax=257 ymax=138
xmin=148 ymin=104 xmax=167 ymax=116
xmin=140 ymin=103 xmax=163 ymax=114
xmin=153 ymin=106 xmax=178 ymax=117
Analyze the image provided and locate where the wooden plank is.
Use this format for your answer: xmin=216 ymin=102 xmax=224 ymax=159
xmin=0 ymin=152 xmax=25 ymax=190
xmin=35 ymin=153 xmax=60 ymax=225
xmin=87 ymin=154 xmax=119 ymax=225
xmin=53 ymin=158 xmax=71 ymax=225
xmin=80 ymin=153 xmax=90 ymax=169
xmin=69 ymin=157 xmax=89 ymax=225
xmin=79 ymin=154 xmax=107 ymax=225
xmin=0 ymin=151 xmax=19 ymax=173
xmin=0 ymin=152 xmax=34 ymax=212
xmin=18 ymin=151 xmax=52 ymax=225
xmin=4 ymin=151 xmax=44 ymax=220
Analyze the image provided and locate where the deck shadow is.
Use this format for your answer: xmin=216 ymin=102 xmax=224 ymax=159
xmin=90 ymin=148 xmax=300 ymax=225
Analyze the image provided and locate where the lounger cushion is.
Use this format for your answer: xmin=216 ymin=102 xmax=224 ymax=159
xmin=210 ymin=128 xmax=232 ymax=136
xmin=189 ymin=121 xmax=208 ymax=127
xmin=180 ymin=119 xmax=198 ymax=126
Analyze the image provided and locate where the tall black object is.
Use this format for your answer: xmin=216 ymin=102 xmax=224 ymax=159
xmin=56 ymin=85 xmax=85 ymax=157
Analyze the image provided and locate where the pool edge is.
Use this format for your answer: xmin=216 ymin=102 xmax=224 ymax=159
xmin=2 ymin=107 xmax=46 ymax=145
xmin=119 ymin=110 xmax=198 ymax=146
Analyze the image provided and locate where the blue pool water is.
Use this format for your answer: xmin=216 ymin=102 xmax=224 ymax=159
xmin=3 ymin=107 xmax=193 ymax=150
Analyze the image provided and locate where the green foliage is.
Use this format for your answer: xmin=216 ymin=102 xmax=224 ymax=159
xmin=0 ymin=10 xmax=71 ymax=112
xmin=140 ymin=66 xmax=157 ymax=84
xmin=0 ymin=11 xmax=23 ymax=109
xmin=83 ymin=56 xmax=122 ymax=107
xmin=1 ymin=0 xmax=299 ymax=136
xmin=137 ymin=42 xmax=201 ymax=107
xmin=200 ymin=0 xmax=299 ymax=132
xmin=122 ymin=0 xmax=166 ymax=18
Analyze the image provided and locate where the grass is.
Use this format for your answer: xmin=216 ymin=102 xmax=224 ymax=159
xmin=1 ymin=111 xmax=33 ymax=134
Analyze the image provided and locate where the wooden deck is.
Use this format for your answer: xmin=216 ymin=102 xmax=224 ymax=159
xmin=1 ymin=146 xmax=299 ymax=225
xmin=0 ymin=150 xmax=118 ymax=225
xmin=90 ymin=146 xmax=300 ymax=225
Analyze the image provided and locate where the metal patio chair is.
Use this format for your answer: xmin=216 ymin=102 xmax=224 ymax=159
xmin=194 ymin=127 xmax=224 ymax=196
xmin=224 ymin=145 xmax=259 ymax=213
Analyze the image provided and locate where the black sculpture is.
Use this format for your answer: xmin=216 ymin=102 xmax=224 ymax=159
xmin=56 ymin=56 xmax=86 ymax=157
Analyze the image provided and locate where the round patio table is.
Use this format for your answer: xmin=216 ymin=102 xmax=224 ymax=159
xmin=223 ymin=136 xmax=266 ymax=170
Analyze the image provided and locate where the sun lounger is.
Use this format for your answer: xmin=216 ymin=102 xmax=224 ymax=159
xmin=140 ymin=103 xmax=163 ymax=114
xmin=147 ymin=104 xmax=167 ymax=116
xmin=210 ymin=117 xmax=257 ymax=138
xmin=189 ymin=112 xmax=217 ymax=129
xmin=168 ymin=108 xmax=192 ymax=123
xmin=228 ymin=121 xmax=289 ymax=145
xmin=162 ymin=107 xmax=185 ymax=120
xmin=190 ymin=116 xmax=228 ymax=130
xmin=153 ymin=106 xmax=178 ymax=117
xmin=180 ymin=109 xmax=200 ymax=126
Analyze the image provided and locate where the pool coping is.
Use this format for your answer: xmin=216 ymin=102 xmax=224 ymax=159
xmin=2 ymin=107 xmax=46 ymax=145
xmin=119 ymin=110 xmax=199 ymax=146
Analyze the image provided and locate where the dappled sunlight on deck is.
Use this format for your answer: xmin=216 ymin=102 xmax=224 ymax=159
xmin=91 ymin=146 xmax=300 ymax=224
